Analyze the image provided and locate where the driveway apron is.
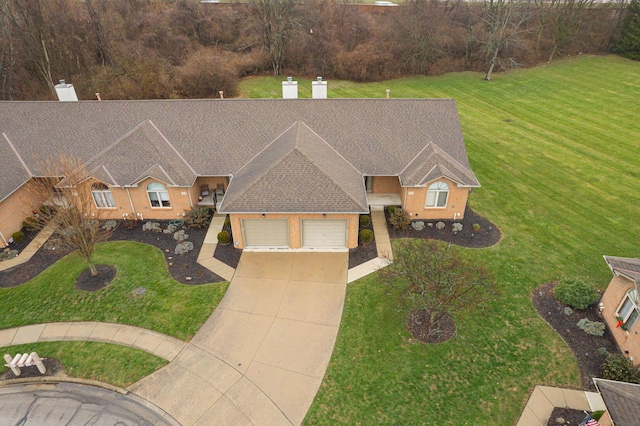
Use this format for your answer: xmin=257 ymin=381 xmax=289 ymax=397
xmin=129 ymin=251 xmax=348 ymax=426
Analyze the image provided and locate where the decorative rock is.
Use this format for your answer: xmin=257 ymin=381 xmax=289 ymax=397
xmin=134 ymin=286 xmax=147 ymax=296
xmin=165 ymin=249 xmax=170 ymax=253
xmin=168 ymin=262 xmax=174 ymax=267
xmin=168 ymin=257 xmax=173 ymax=260
xmin=186 ymin=277 xmax=192 ymax=281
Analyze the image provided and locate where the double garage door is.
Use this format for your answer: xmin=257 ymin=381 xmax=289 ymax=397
xmin=242 ymin=218 xmax=348 ymax=249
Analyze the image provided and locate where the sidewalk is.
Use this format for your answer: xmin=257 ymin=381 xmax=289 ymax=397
xmin=0 ymin=223 xmax=55 ymax=272
xmin=517 ymin=385 xmax=606 ymax=425
xmin=347 ymin=207 xmax=393 ymax=283
xmin=0 ymin=322 xmax=185 ymax=362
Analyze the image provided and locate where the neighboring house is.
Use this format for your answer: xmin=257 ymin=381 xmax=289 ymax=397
xmin=601 ymin=256 xmax=640 ymax=364
xmin=0 ymin=98 xmax=479 ymax=250
xmin=593 ymin=378 xmax=640 ymax=426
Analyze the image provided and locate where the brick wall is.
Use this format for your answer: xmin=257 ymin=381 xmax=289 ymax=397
xmin=230 ymin=213 xmax=359 ymax=249
xmin=401 ymin=177 xmax=470 ymax=220
xmin=372 ymin=176 xmax=401 ymax=193
xmin=0 ymin=185 xmax=39 ymax=245
xmin=600 ymin=276 xmax=640 ymax=365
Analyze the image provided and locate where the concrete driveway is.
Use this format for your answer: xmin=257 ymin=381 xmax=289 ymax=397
xmin=130 ymin=251 xmax=348 ymax=426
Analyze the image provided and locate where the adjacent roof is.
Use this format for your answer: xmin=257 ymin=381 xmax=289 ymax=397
xmin=604 ymin=256 xmax=640 ymax=285
xmin=594 ymin=378 xmax=640 ymax=425
xmin=0 ymin=98 xmax=479 ymax=213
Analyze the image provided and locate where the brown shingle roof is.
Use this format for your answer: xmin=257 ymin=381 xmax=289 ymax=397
xmin=221 ymin=122 xmax=368 ymax=213
xmin=0 ymin=99 xmax=478 ymax=212
xmin=0 ymin=133 xmax=32 ymax=201
xmin=604 ymin=256 xmax=640 ymax=285
xmin=594 ymin=379 xmax=640 ymax=425
xmin=400 ymin=142 xmax=480 ymax=187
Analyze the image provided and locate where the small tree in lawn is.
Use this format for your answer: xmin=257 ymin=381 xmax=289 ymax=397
xmin=380 ymin=239 xmax=496 ymax=343
xmin=26 ymin=156 xmax=113 ymax=276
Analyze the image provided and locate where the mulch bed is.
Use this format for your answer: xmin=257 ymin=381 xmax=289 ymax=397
xmin=547 ymin=407 xmax=592 ymax=426
xmin=75 ymin=265 xmax=117 ymax=291
xmin=532 ymin=282 xmax=620 ymax=391
xmin=0 ymin=220 xmax=224 ymax=288
xmin=213 ymin=220 xmax=242 ymax=269
xmin=387 ymin=206 xmax=502 ymax=248
xmin=407 ymin=309 xmax=456 ymax=344
xmin=0 ymin=358 xmax=63 ymax=380
xmin=349 ymin=216 xmax=377 ymax=269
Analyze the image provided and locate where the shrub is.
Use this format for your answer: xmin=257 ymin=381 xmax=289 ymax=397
xmin=11 ymin=231 xmax=25 ymax=243
xmin=224 ymin=216 xmax=231 ymax=229
xmin=435 ymin=221 xmax=445 ymax=230
xmin=601 ymin=354 xmax=640 ymax=384
xmin=217 ymin=230 xmax=231 ymax=245
xmin=577 ymin=318 xmax=605 ymax=336
xmin=411 ymin=221 xmax=425 ymax=231
xmin=388 ymin=206 xmax=397 ymax=215
xmin=359 ymin=215 xmax=371 ymax=227
xmin=175 ymin=241 xmax=194 ymax=255
xmin=174 ymin=230 xmax=189 ymax=242
xmin=101 ymin=220 xmax=118 ymax=231
xmin=554 ymin=277 xmax=600 ymax=310
xmin=472 ymin=223 xmax=481 ymax=232
xmin=452 ymin=223 xmax=463 ymax=233
xmin=389 ymin=208 xmax=411 ymax=231
xmin=359 ymin=229 xmax=374 ymax=244
xmin=23 ymin=216 xmax=39 ymax=230
xmin=185 ymin=206 xmax=212 ymax=229
xmin=142 ymin=222 xmax=162 ymax=232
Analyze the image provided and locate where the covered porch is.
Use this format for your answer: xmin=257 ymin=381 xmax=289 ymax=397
xmin=366 ymin=192 xmax=401 ymax=208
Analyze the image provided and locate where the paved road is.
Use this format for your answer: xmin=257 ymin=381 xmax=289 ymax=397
xmin=0 ymin=382 xmax=178 ymax=426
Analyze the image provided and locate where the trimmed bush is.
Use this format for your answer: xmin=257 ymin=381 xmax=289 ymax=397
xmin=11 ymin=231 xmax=25 ymax=243
xmin=601 ymin=354 xmax=640 ymax=384
xmin=388 ymin=206 xmax=397 ymax=215
xmin=224 ymin=216 xmax=231 ymax=228
xmin=554 ymin=277 xmax=599 ymax=310
xmin=359 ymin=229 xmax=374 ymax=244
xmin=217 ymin=230 xmax=231 ymax=245
xmin=23 ymin=216 xmax=39 ymax=230
xmin=389 ymin=208 xmax=411 ymax=231
xmin=359 ymin=215 xmax=371 ymax=227
xmin=577 ymin=318 xmax=605 ymax=336
xmin=472 ymin=223 xmax=481 ymax=232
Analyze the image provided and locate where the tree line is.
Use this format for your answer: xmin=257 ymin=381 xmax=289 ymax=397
xmin=0 ymin=0 xmax=632 ymax=100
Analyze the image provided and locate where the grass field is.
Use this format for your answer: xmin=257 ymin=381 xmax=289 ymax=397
xmin=240 ymin=55 xmax=640 ymax=424
xmin=0 ymin=241 xmax=228 ymax=341
xmin=0 ymin=342 xmax=167 ymax=388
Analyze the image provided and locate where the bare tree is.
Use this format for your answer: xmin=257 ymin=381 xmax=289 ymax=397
xmin=0 ymin=0 xmax=15 ymax=99
xmin=249 ymin=0 xmax=300 ymax=75
xmin=380 ymin=239 xmax=496 ymax=341
xmin=479 ymin=0 xmax=533 ymax=80
xmin=26 ymin=156 xmax=113 ymax=276
xmin=546 ymin=0 xmax=597 ymax=62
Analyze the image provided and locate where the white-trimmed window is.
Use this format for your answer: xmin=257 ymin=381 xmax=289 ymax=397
xmin=91 ymin=183 xmax=115 ymax=208
xmin=426 ymin=181 xmax=449 ymax=208
xmin=147 ymin=182 xmax=171 ymax=207
xmin=616 ymin=288 xmax=639 ymax=331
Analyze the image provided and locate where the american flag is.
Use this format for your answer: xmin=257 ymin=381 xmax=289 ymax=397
xmin=580 ymin=414 xmax=601 ymax=426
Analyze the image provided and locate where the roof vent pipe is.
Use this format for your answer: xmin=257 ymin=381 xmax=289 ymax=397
xmin=282 ymin=77 xmax=298 ymax=99
xmin=312 ymin=76 xmax=327 ymax=99
xmin=54 ymin=79 xmax=79 ymax=102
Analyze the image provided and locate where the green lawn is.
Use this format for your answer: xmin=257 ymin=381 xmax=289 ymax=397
xmin=0 ymin=342 xmax=167 ymax=388
xmin=0 ymin=241 xmax=228 ymax=341
xmin=241 ymin=55 xmax=640 ymax=425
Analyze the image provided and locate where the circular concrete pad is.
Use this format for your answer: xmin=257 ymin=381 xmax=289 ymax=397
xmin=0 ymin=381 xmax=178 ymax=425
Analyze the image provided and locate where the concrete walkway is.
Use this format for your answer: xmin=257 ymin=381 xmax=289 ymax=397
xmin=0 ymin=322 xmax=186 ymax=362
xmin=517 ymin=386 xmax=606 ymax=425
xmin=129 ymin=251 xmax=348 ymax=426
xmin=0 ymin=223 xmax=55 ymax=272
xmin=347 ymin=207 xmax=393 ymax=283
xmin=196 ymin=213 xmax=235 ymax=282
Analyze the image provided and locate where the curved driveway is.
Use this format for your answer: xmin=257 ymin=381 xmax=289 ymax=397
xmin=129 ymin=251 xmax=348 ymax=426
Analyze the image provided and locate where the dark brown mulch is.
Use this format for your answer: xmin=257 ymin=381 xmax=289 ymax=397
xmin=349 ymin=216 xmax=377 ymax=268
xmin=0 ymin=358 xmax=63 ymax=380
xmin=0 ymin=220 xmax=224 ymax=288
xmin=532 ymin=282 xmax=620 ymax=391
xmin=407 ymin=309 xmax=456 ymax=344
xmin=75 ymin=265 xmax=116 ymax=291
xmin=213 ymin=221 xmax=242 ymax=269
xmin=387 ymin=206 xmax=502 ymax=248
xmin=547 ymin=407 xmax=592 ymax=426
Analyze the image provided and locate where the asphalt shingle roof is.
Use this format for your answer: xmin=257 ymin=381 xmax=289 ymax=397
xmin=604 ymin=256 xmax=640 ymax=284
xmin=0 ymin=98 xmax=479 ymax=213
xmin=594 ymin=379 xmax=640 ymax=426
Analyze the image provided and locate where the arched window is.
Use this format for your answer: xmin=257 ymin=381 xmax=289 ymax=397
xmin=147 ymin=182 xmax=171 ymax=207
xmin=91 ymin=183 xmax=115 ymax=208
xmin=617 ymin=288 xmax=639 ymax=331
xmin=426 ymin=181 xmax=449 ymax=208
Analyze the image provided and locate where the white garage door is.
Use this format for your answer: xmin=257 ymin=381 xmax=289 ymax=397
xmin=242 ymin=219 xmax=290 ymax=248
xmin=302 ymin=219 xmax=348 ymax=249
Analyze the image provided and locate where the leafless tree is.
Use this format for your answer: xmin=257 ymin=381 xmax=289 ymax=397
xmin=249 ymin=0 xmax=301 ymax=75
xmin=479 ymin=0 xmax=533 ymax=80
xmin=546 ymin=0 xmax=597 ymax=62
xmin=26 ymin=156 xmax=113 ymax=276
xmin=379 ymin=239 xmax=496 ymax=340
xmin=0 ymin=0 xmax=15 ymax=99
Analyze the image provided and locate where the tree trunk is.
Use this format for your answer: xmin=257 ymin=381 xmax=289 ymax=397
xmin=88 ymin=261 xmax=98 ymax=277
